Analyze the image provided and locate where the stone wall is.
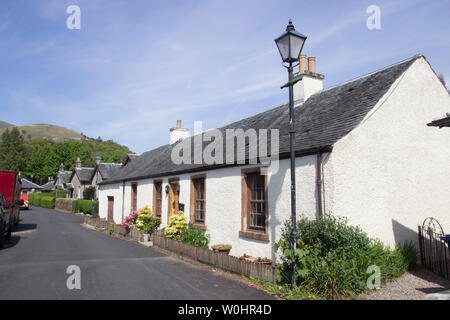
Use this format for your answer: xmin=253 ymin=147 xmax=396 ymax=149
xmin=55 ymin=198 xmax=77 ymax=213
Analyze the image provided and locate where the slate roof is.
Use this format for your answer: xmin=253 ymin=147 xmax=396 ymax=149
xmin=72 ymin=167 xmax=95 ymax=184
xmin=101 ymin=54 xmax=422 ymax=185
xmin=91 ymin=163 xmax=123 ymax=183
xmin=40 ymin=181 xmax=55 ymax=192
xmin=57 ymin=171 xmax=72 ymax=184
xmin=21 ymin=178 xmax=43 ymax=190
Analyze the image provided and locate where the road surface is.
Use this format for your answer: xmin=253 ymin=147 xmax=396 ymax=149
xmin=0 ymin=206 xmax=273 ymax=300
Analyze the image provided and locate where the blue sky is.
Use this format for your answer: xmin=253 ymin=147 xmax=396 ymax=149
xmin=0 ymin=0 xmax=449 ymax=154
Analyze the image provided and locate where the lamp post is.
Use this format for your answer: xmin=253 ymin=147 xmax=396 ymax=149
xmin=275 ymin=19 xmax=307 ymax=289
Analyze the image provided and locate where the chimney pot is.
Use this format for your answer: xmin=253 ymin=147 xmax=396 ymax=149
xmin=299 ymin=54 xmax=307 ymax=73
xmin=177 ymin=120 xmax=181 ymax=129
xmin=308 ymin=56 xmax=316 ymax=73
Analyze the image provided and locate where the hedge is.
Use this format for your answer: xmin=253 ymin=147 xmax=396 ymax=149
xmin=28 ymin=193 xmax=55 ymax=209
xmin=72 ymin=200 xmax=98 ymax=215
xmin=41 ymin=196 xmax=56 ymax=209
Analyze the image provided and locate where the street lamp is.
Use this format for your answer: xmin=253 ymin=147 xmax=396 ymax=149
xmin=275 ymin=19 xmax=307 ymax=289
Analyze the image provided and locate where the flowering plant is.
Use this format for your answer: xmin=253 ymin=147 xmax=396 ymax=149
xmin=123 ymin=210 xmax=140 ymax=228
xmin=136 ymin=206 xmax=161 ymax=234
xmin=165 ymin=211 xmax=188 ymax=239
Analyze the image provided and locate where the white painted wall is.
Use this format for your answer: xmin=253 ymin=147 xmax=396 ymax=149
xmin=99 ymin=57 xmax=450 ymax=258
xmin=325 ymin=57 xmax=450 ymax=247
xmin=98 ymin=156 xmax=320 ymax=259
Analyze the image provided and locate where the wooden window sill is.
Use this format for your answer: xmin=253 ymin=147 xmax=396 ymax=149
xmin=191 ymin=223 xmax=207 ymax=230
xmin=239 ymin=230 xmax=269 ymax=242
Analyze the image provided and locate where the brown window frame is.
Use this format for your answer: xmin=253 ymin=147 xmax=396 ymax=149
xmin=153 ymin=179 xmax=163 ymax=218
xmin=239 ymin=167 xmax=269 ymax=242
xmin=190 ymin=174 xmax=206 ymax=230
xmin=131 ymin=182 xmax=138 ymax=212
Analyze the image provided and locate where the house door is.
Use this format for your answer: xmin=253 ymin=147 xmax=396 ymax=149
xmin=170 ymin=182 xmax=179 ymax=216
xmin=107 ymin=196 xmax=114 ymax=222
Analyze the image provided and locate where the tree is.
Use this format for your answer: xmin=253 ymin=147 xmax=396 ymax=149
xmin=0 ymin=127 xmax=29 ymax=172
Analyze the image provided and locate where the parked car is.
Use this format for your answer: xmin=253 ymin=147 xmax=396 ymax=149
xmin=19 ymin=194 xmax=29 ymax=210
xmin=0 ymin=192 xmax=13 ymax=249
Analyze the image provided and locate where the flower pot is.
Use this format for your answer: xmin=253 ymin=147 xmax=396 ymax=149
xmin=213 ymin=248 xmax=231 ymax=255
xmin=143 ymin=233 xmax=150 ymax=242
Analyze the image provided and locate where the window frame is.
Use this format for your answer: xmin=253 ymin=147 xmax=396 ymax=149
xmin=189 ymin=174 xmax=206 ymax=229
xmin=153 ymin=179 xmax=163 ymax=218
xmin=239 ymin=167 xmax=269 ymax=242
xmin=131 ymin=182 xmax=138 ymax=212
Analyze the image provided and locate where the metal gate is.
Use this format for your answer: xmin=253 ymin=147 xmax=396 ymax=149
xmin=418 ymin=217 xmax=449 ymax=280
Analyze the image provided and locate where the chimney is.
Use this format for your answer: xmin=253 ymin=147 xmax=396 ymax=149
xmin=59 ymin=163 xmax=64 ymax=172
xmin=95 ymin=156 xmax=102 ymax=166
xmin=75 ymin=157 xmax=82 ymax=168
xmin=169 ymin=120 xmax=190 ymax=144
xmin=294 ymin=54 xmax=324 ymax=102
xmin=299 ymin=54 xmax=307 ymax=73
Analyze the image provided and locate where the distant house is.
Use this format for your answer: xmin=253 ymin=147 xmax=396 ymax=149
xmin=69 ymin=158 xmax=95 ymax=199
xmin=98 ymin=54 xmax=450 ymax=258
xmin=40 ymin=180 xmax=55 ymax=193
xmin=90 ymin=159 xmax=122 ymax=200
xmin=21 ymin=178 xmax=42 ymax=195
xmin=55 ymin=163 xmax=73 ymax=192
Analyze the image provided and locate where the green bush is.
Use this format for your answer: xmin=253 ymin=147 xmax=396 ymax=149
xmin=73 ymin=200 xmax=95 ymax=214
xmin=274 ymin=215 xmax=419 ymax=299
xmin=83 ymin=186 xmax=96 ymax=200
xmin=56 ymin=190 xmax=68 ymax=198
xmin=40 ymin=196 xmax=56 ymax=209
xmin=182 ymin=228 xmax=209 ymax=248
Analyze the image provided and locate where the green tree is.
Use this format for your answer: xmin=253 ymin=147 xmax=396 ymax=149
xmin=0 ymin=127 xmax=29 ymax=172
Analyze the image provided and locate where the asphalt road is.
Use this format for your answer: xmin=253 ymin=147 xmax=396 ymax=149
xmin=0 ymin=206 xmax=273 ymax=300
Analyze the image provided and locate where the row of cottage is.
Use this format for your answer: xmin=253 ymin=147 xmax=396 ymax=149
xmin=43 ymin=54 xmax=450 ymax=259
xmin=21 ymin=155 xmax=138 ymax=199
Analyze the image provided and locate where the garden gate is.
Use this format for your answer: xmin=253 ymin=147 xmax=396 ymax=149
xmin=418 ymin=217 xmax=449 ymax=280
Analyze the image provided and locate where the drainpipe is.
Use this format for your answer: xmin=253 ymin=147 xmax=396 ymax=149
xmin=316 ymin=152 xmax=323 ymax=219
xmin=121 ymin=181 xmax=125 ymax=223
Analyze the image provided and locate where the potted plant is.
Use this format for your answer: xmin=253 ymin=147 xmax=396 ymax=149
xmin=256 ymin=257 xmax=272 ymax=265
xmin=136 ymin=206 xmax=161 ymax=242
xmin=212 ymin=244 xmax=232 ymax=255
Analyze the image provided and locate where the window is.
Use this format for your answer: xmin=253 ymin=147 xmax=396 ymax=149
xmin=131 ymin=183 xmax=137 ymax=212
xmin=248 ymin=174 xmax=266 ymax=231
xmin=153 ymin=180 xmax=162 ymax=218
xmin=239 ymin=168 xmax=269 ymax=241
xmin=190 ymin=174 xmax=206 ymax=228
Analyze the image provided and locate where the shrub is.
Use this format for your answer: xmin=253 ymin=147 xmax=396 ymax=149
xmin=135 ymin=206 xmax=161 ymax=234
xmin=56 ymin=190 xmax=68 ymax=198
xmin=83 ymin=186 xmax=96 ymax=200
xmin=40 ymin=196 xmax=56 ymax=209
xmin=123 ymin=210 xmax=140 ymax=228
xmin=72 ymin=200 xmax=95 ymax=214
xmin=165 ymin=211 xmax=188 ymax=240
xmin=274 ymin=215 xmax=419 ymax=299
xmin=181 ymin=228 xmax=209 ymax=248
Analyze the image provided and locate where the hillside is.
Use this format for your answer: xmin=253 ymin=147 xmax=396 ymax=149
xmin=0 ymin=121 xmax=13 ymax=129
xmin=0 ymin=124 xmax=83 ymax=142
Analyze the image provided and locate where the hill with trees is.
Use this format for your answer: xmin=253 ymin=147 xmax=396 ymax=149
xmin=0 ymin=127 xmax=134 ymax=185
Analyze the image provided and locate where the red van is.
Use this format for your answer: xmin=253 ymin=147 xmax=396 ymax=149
xmin=0 ymin=171 xmax=21 ymax=227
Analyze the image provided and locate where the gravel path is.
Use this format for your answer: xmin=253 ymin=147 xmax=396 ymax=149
xmin=360 ymin=268 xmax=450 ymax=300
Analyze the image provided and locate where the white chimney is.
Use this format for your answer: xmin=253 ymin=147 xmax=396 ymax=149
xmin=293 ymin=55 xmax=324 ymax=102
xmin=169 ymin=120 xmax=190 ymax=144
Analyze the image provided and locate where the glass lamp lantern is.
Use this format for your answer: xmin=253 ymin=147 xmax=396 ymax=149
xmin=274 ymin=19 xmax=307 ymax=63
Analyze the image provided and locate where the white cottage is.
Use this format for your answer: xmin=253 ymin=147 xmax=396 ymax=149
xmin=98 ymin=54 xmax=450 ymax=259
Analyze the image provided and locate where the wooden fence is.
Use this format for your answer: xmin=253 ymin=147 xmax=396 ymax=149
xmin=153 ymin=230 xmax=278 ymax=283
xmin=83 ymin=217 xmax=278 ymax=283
